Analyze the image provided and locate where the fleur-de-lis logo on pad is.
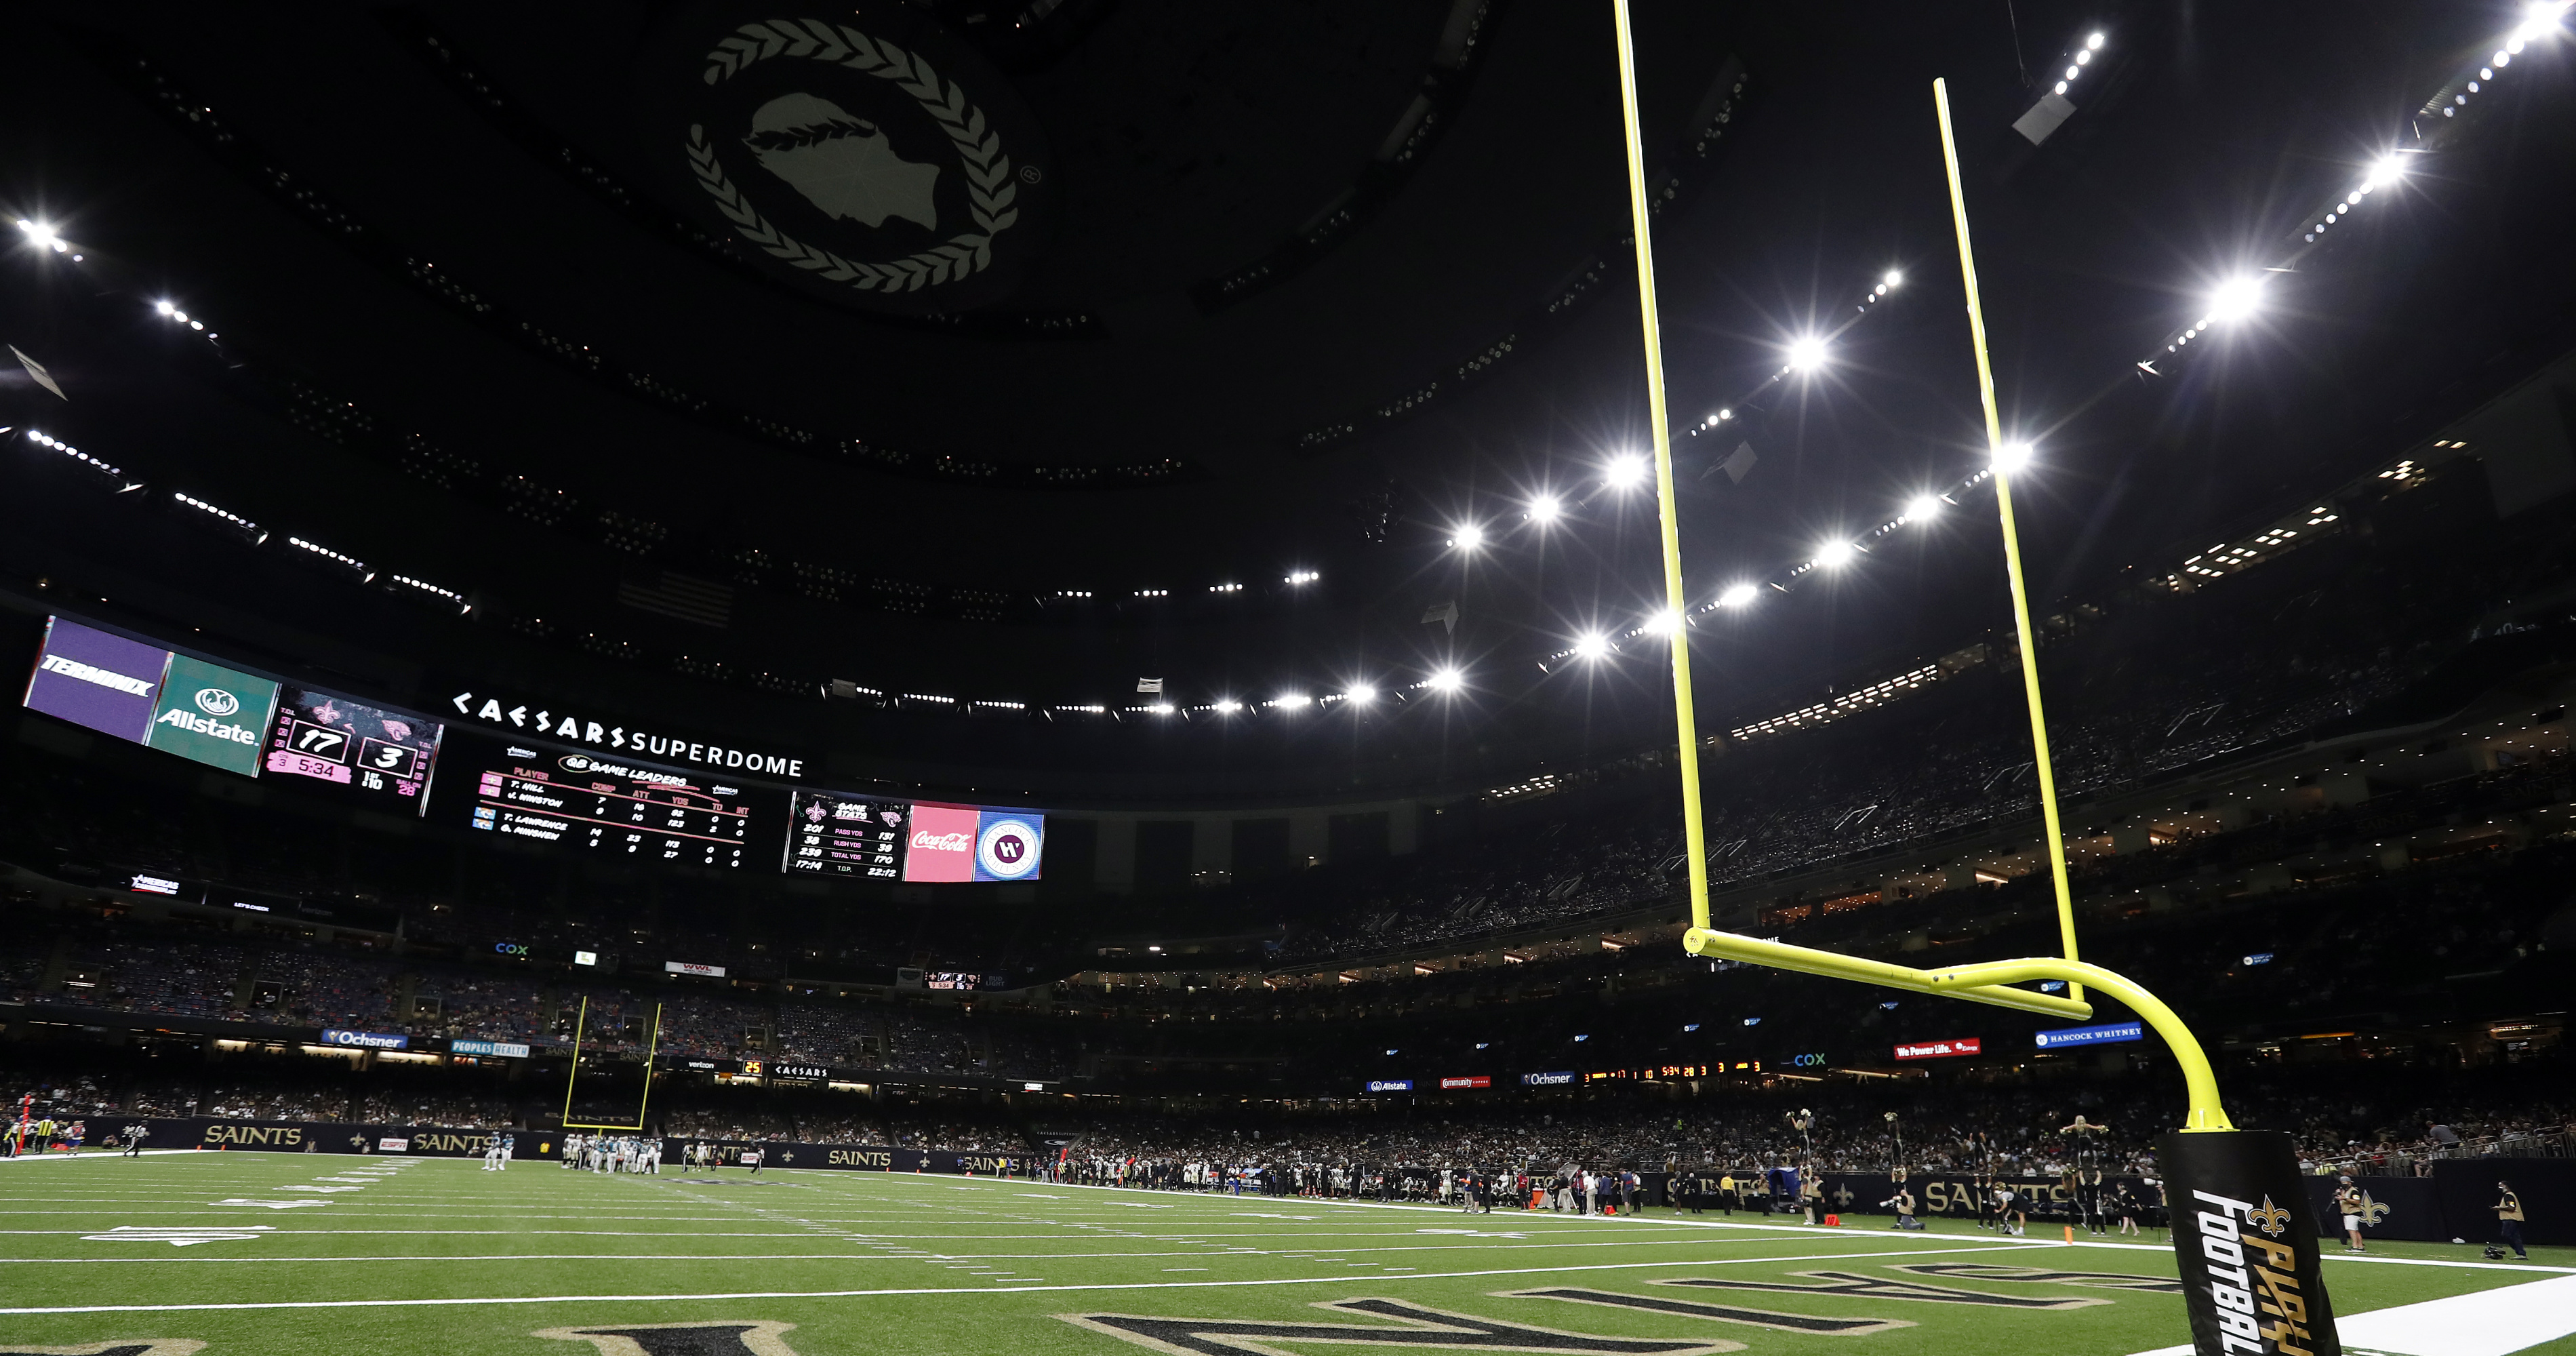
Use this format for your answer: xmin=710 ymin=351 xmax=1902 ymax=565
xmin=2247 ymin=1197 xmax=2293 ymax=1237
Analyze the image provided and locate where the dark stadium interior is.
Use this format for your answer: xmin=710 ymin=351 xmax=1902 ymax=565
xmin=3 ymin=0 xmax=2575 ymax=1260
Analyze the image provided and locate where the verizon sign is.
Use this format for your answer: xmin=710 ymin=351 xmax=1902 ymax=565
xmin=1893 ymin=1037 xmax=1981 ymax=1060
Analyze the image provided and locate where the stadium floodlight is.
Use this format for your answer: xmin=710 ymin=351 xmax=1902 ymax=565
xmin=2520 ymin=1 xmax=2569 ymax=41
xmin=2087 ymin=31 xmax=2106 ymax=48
xmin=1814 ymin=539 xmax=1857 ymax=568
xmin=1148 ymin=702 xmax=1176 ymax=715
xmin=1285 ymin=569 xmax=1320 ymax=585
xmin=1786 ymin=335 xmax=1828 ymax=373
xmin=1427 ymin=667 xmax=1465 ymax=694
xmin=1643 ymin=607 xmax=1681 ymax=634
xmin=1447 ymin=522 xmax=1485 ymax=551
xmin=2208 ymin=275 xmax=2264 ymax=324
xmin=1883 ymin=269 xmax=1903 ymax=288
xmin=14 ymin=219 xmax=66 ymax=253
xmin=1527 ymin=494 xmax=1563 ymax=525
xmin=1573 ymin=632 xmax=1610 ymax=661
xmin=1272 ymin=693 xmax=1312 ymax=710
xmin=1992 ymin=441 xmax=2034 ymax=473
xmin=1604 ymin=454 xmax=1649 ymax=490
xmin=1717 ymin=582 xmax=1759 ymax=607
xmin=2361 ymin=153 xmax=2407 ymax=192
xmin=1211 ymin=698 xmax=1243 ymax=714
xmin=1906 ymin=493 xmax=1944 ymax=519
xmin=1345 ymin=683 xmax=1376 ymax=704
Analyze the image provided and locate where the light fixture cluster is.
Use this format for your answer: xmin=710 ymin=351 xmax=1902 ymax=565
xmin=2053 ymin=31 xmax=2108 ymax=98
xmin=286 ymin=536 xmax=374 ymax=580
xmin=1728 ymin=664 xmax=1941 ymax=741
xmin=151 ymin=299 xmax=213 ymax=336
xmin=22 ymin=429 xmax=131 ymax=486
xmin=14 ymin=218 xmax=78 ymax=258
xmin=170 ymin=492 xmax=268 ymax=544
xmin=2152 ymin=3 xmax=2567 ymax=368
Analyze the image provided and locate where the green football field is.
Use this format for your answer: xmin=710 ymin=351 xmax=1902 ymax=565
xmin=1 ymin=1151 xmax=2569 ymax=1356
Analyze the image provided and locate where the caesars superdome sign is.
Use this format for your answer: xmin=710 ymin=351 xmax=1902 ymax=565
xmin=647 ymin=3 xmax=1051 ymax=311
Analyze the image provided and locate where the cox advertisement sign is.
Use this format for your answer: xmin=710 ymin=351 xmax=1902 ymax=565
xmin=1893 ymin=1037 xmax=1981 ymax=1060
xmin=904 ymin=804 xmax=1046 ymax=883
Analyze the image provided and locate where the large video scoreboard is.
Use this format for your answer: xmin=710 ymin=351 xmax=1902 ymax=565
xmin=784 ymin=789 xmax=909 ymax=879
xmin=447 ymin=735 xmax=764 ymax=869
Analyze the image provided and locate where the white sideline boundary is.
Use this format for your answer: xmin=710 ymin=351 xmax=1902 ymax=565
xmin=2128 ymin=1270 xmax=2576 ymax=1356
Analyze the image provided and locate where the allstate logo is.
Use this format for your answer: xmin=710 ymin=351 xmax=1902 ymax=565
xmin=194 ymin=687 xmax=241 ymax=717
xmin=977 ymin=816 xmax=1041 ymax=879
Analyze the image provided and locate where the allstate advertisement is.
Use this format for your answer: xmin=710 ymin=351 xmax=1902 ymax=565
xmin=148 ymin=653 xmax=280 ymax=776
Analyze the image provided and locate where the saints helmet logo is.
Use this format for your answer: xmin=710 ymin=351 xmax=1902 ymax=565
xmin=685 ymin=18 xmax=1024 ymax=296
xmin=2246 ymin=1197 xmax=2293 ymax=1237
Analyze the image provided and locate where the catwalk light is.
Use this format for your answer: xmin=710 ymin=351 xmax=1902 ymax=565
xmin=1604 ymin=455 xmax=1649 ymax=490
xmin=1447 ymin=522 xmax=1486 ymax=551
xmin=1427 ymin=667 xmax=1465 ymax=694
xmin=1642 ymin=607 xmax=1682 ymax=635
xmin=1283 ymin=570 xmax=1320 ymax=586
xmin=14 ymin=219 xmax=66 ymax=253
xmin=1345 ymin=683 xmax=1377 ymax=704
xmin=1814 ymin=540 xmax=1857 ymax=568
xmin=1992 ymin=441 xmax=2035 ymax=473
xmin=1883 ymin=269 xmax=1903 ymax=288
xmin=1906 ymin=493 xmax=1944 ymax=520
xmin=1211 ymin=698 xmax=1243 ymax=715
xmin=1270 ymin=693 xmax=1312 ymax=710
xmin=1786 ymin=335 xmax=1828 ymax=373
xmin=2208 ymin=275 xmax=2264 ymax=324
xmin=1526 ymin=494 xmax=1563 ymax=525
xmin=1717 ymin=582 xmax=1759 ymax=608
xmin=1572 ymin=633 xmax=1610 ymax=661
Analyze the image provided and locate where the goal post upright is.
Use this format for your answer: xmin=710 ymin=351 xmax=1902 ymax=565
xmin=1931 ymin=76 xmax=2087 ymax=1004
xmin=1607 ymin=19 xmax=2333 ymax=1349
xmin=558 ymin=997 xmax=664 ymax=1134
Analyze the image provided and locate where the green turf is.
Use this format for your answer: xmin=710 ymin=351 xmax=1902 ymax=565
xmin=0 ymin=1151 xmax=2566 ymax=1355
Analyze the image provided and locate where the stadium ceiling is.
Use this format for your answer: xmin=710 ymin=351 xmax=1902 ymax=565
xmin=1 ymin=0 xmax=2573 ymax=795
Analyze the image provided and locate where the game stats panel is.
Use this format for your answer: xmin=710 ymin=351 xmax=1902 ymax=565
xmin=458 ymin=741 xmax=759 ymax=869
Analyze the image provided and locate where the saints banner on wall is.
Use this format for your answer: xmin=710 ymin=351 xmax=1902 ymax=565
xmin=643 ymin=1 xmax=1053 ymax=313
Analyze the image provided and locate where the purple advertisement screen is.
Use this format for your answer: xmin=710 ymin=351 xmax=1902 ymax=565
xmin=23 ymin=617 xmax=171 ymax=744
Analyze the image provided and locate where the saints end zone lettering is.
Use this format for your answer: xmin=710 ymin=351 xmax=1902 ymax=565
xmin=534 ymin=1321 xmax=802 ymax=1356
xmin=2158 ymin=1130 xmax=2339 ymax=1356
xmin=0 ymin=1342 xmax=207 ymax=1355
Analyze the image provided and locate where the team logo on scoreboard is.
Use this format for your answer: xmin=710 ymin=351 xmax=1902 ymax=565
xmin=976 ymin=814 xmax=1043 ymax=881
xmin=648 ymin=4 xmax=1052 ymax=312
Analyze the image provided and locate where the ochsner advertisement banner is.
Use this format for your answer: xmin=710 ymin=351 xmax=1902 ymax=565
xmin=2156 ymin=1130 xmax=2341 ymax=1356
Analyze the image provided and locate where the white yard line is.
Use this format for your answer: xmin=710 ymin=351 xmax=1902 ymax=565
xmin=0 ymin=1239 xmax=2055 ymax=1315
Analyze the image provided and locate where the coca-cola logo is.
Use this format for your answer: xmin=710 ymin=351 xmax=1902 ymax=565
xmin=910 ymin=830 xmax=972 ymax=852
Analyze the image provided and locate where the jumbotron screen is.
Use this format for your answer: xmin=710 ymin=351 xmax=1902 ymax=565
xmin=902 ymin=803 xmax=1045 ymax=883
xmin=783 ymin=789 xmax=909 ymax=879
xmin=445 ymin=734 xmax=767 ymax=869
